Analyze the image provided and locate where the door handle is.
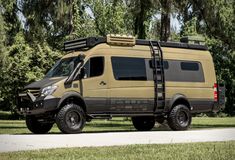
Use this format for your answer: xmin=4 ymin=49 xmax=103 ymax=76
xmin=100 ymin=81 xmax=107 ymax=85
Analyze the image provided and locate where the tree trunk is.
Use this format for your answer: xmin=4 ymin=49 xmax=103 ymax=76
xmin=134 ymin=1 xmax=148 ymax=39
xmin=160 ymin=0 xmax=171 ymax=41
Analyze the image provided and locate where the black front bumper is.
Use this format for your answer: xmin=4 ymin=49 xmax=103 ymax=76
xmin=17 ymin=95 xmax=60 ymax=115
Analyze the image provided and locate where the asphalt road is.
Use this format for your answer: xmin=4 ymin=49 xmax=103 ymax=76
xmin=0 ymin=128 xmax=235 ymax=153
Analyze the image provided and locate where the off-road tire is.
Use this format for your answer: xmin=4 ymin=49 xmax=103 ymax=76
xmin=26 ymin=116 xmax=53 ymax=134
xmin=132 ymin=116 xmax=155 ymax=131
xmin=56 ymin=103 xmax=86 ymax=134
xmin=167 ymin=104 xmax=192 ymax=131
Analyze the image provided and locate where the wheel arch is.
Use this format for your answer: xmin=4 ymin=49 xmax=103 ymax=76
xmin=57 ymin=91 xmax=87 ymax=112
xmin=170 ymin=94 xmax=191 ymax=111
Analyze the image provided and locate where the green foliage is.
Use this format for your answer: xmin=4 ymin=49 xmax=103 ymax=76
xmin=206 ymin=38 xmax=235 ymax=115
xmin=0 ymin=32 xmax=61 ymax=110
xmin=0 ymin=0 xmax=234 ymax=115
xmin=176 ymin=0 xmax=235 ymax=115
xmin=182 ymin=17 xmax=198 ymax=36
xmin=85 ymin=0 xmax=131 ymax=36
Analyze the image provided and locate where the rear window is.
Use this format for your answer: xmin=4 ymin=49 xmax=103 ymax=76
xmin=181 ymin=62 xmax=199 ymax=71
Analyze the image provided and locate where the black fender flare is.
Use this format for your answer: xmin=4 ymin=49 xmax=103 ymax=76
xmin=169 ymin=94 xmax=191 ymax=110
xmin=57 ymin=91 xmax=86 ymax=111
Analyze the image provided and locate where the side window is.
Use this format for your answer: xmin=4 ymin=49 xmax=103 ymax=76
xmin=111 ymin=57 xmax=147 ymax=80
xmin=165 ymin=60 xmax=204 ymax=82
xmin=146 ymin=60 xmax=205 ymax=82
xmin=181 ymin=62 xmax=199 ymax=71
xmin=84 ymin=57 xmax=104 ymax=78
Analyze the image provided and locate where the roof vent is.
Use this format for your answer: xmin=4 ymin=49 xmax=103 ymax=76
xmin=180 ymin=36 xmax=205 ymax=45
xmin=107 ymin=34 xmax=135 ymax=46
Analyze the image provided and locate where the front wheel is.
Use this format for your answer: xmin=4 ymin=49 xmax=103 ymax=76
xmin=167 ymin=104 xmax=192 ymax=131
xmin=56 ymin=103 xmax=86 ymax=134
xmin=26 ymin=116 xmax=53 ymax=134
xmin=132 ymin=116 xmax=155 ymax=131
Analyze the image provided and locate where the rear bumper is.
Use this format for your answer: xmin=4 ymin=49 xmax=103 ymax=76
xmin=212 ymin=102 xmax=225 ymax=113
xmin=17 ymin=95 xmax=60 ymax=115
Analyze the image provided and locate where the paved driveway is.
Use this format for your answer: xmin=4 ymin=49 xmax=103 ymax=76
xmin=0 ymin=128 xmax=235 ymax=152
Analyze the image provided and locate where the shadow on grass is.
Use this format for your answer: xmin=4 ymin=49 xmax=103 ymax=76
xmin=16 ymin=128 xmax=172 ymax=135
xmin=8 ymin=121 xmax=235 ymax=135
xmin=0 ymin=126 xmax=27 ymax=129
xmin=86 ymin=123 xmax=132 ymax=127
xmin=14 ymin=124 xmax=171 ymax=135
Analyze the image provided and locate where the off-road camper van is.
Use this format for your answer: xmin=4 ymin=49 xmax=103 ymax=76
xmin=17 ymin=35 xmax=225 ymax=134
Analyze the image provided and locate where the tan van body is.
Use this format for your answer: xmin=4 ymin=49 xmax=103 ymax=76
xmin=17 ymin=35 xmax=225 ymax=134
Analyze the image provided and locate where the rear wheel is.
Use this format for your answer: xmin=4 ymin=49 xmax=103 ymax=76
xmin=132 ymin=116 xmax=155 ymax=131
xmin=167 ymin=104 xmax=192 ymax=131
xmin=26 ymin=116 xmax=53 ymax=134
xmin=56 ymin=103 xmax=86 ymax=134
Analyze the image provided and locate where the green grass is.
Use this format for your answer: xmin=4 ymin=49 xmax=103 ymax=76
xmin=0 ymin=141 xmax=234 ymax=160
xmin=0 ymin=117 xmax=235 ymax=134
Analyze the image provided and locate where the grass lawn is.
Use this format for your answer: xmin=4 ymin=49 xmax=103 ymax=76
xmin=0 ymin=141 xmax=234 ymax=160
xmin=0 ymin=117 xmax=235 ymax=134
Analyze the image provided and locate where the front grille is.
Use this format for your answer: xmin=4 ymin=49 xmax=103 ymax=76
xmin=23 ymin=88 xmax=41 ymax=97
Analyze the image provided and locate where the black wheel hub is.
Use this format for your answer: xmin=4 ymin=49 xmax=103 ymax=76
xmin=65 ymin=110 xmax=82 ymax=130
xmin=177 ymin=111 xmax=188 ymax=126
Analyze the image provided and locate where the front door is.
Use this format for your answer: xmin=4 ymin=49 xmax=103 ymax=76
xmin=81 ymin=56 xmax=109 ymax=113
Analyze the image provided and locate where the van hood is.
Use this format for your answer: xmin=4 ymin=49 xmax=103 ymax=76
xmin=25 ymin=77 xmax=66 ymax=89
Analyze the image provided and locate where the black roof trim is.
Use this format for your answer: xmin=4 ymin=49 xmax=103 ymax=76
xmin=64 ymin=37 xmax=208 ymax=51
xmin=136 ymin=39 xmax=208 ymax=50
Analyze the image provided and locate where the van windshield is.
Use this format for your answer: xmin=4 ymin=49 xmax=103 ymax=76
xmin=45 ymin=56 xmax=80 ymax=78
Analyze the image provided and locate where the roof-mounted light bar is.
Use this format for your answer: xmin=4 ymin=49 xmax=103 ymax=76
xmin=107 ymin=34 xmax=135 ymax=46
xmin=64 ymin=37 xmax=106 ymax=51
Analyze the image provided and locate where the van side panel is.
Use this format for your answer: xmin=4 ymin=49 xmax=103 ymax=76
xmin=84 ymin=44 xmax=217 ymax=113
xmin=163 ymin=48 xmax=216 ymax=113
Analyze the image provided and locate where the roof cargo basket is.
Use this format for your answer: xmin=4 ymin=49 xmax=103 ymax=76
xmin=63 ymin=35 xmax=208 ymax=52
xmin=107 ymin=34 xmax=135 ymax=46
xmin=64 ymin=37 xmax=106 ymax=51
xmin=180 ymin=36 xmax=205 ymax=45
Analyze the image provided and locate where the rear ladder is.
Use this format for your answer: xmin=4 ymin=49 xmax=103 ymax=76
xmin=149 ymin=41 xmax=165 ymax=111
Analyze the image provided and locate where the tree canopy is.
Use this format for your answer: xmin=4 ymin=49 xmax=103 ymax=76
xmin=0 ymin=0 xmax=234 ymax=115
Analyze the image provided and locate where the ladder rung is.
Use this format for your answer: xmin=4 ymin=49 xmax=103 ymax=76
xmin=150 ymin=40 xmax=165 ymax=109
xmin=157 ymin=88 xmax=164 ymax=92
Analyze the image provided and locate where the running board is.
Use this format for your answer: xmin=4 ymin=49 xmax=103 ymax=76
xmin=88 ymin=111 xmax=166 ymax=119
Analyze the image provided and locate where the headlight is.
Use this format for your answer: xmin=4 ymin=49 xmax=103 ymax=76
xmin=41 ymin=86 xmax=58 ymax=97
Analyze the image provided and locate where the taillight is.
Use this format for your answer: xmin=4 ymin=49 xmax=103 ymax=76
xmin=214 ymin=83 xmax=218 ymax=101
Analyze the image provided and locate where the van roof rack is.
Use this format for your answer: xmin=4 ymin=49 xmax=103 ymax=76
xmin=64 ymin=35 xmax=208 ymax=51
